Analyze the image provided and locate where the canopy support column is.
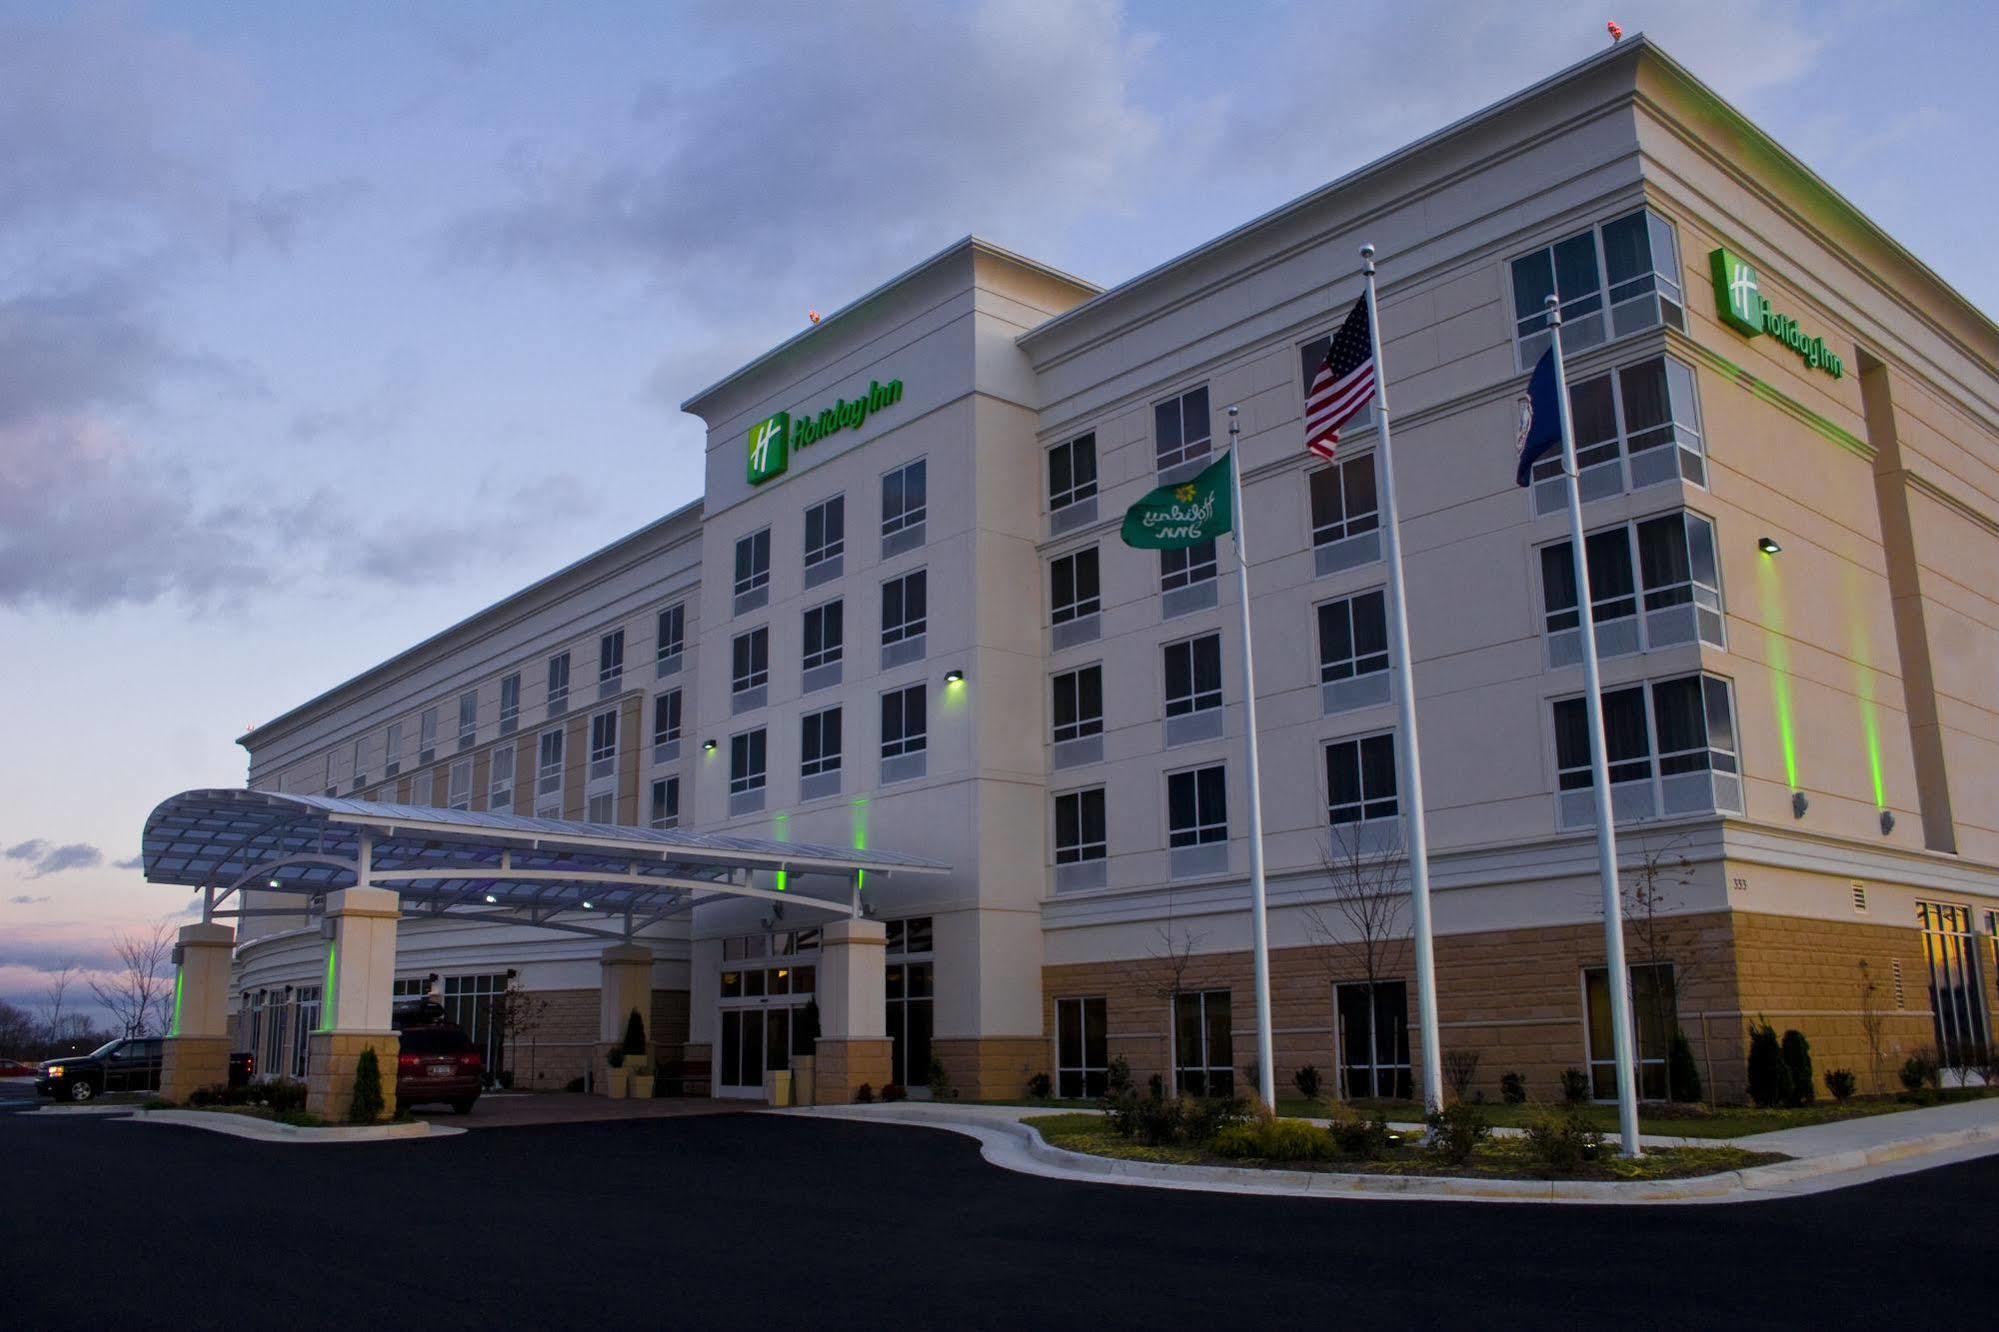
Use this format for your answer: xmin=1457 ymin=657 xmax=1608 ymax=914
xmin=814 ymin=918 xmax=889 ymax=1104
xmin=598 ymin=942 xmax=654 ymax=1096
xmin=160 ymin=921 xmax=236 ymax=1103
xmin=304 ymin=885 xmax=402 ymax=1122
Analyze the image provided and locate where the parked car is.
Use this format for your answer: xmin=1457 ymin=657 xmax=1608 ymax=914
xmin=393 ymin=1024 xmax=483 ymax=1114
xmin=35 ymin=1039 xmax=252 ymax=1102
xmin=0 ymin=1057 xmax=38 ymax=1077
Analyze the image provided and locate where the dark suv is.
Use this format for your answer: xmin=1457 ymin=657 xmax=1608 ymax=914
xmin=394 ymin=1021 xmax=483 ymax=1114
xmin=35 ymin=1039 xmax=251 ymax=1102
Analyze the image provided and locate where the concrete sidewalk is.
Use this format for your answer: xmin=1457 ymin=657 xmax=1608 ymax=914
xmin=783 ymin=1098 xmax=1999 ymax=1205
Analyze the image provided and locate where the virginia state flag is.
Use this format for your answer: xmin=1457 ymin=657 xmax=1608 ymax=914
xmin=1514 ymin=346 xmax=1562 ymax=487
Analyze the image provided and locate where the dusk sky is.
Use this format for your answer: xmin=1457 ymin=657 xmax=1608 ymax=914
xmin=4 ymin=0 xmax=1994 ymax=1024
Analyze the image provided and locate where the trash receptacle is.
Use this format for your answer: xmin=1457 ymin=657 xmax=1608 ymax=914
xmin=764 ymin=1070 xmax=793 ymax=1107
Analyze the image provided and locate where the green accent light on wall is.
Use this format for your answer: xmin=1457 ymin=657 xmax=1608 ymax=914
xmin=773 ymin=812 xmax=789 ymax=892
xmin=169 ymin=968 xmax=185 ymax=1037
xmin=1844 ymin=571 xmax=1889 ymax=810
xmin=1757 ymin=554 xmax=1800 ymax=790
xmin=318 ymin=941 xmax=338 ymax=1032
xmin=851 ymin=797 xmax=870 ymax=892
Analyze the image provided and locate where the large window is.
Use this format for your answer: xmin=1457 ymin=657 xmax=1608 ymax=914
xmin=1552 ymin=674 xmax=1740 ymax=827
xmin=457 ymin=691 xmax=477 ymax=750
xmin=802 ymin=599 xmax=844 ymax=672
xmin=881 ymin=571 xmax=927 ymax=647
xmin=1325 ymin=733 xmax=1398 ymax=827
xmin=1510 ymin=207 xmax=1684 ymax=366
xmin=535 ymin=728 xmax=563 ymax=817
xmin=1173 ymin=989 xmax=1232 ymax=1096
xmin=1054 ymin=788 xmax=1107 ymax=866
xmin=649 ymin=776 xmax=679 ymax=829
xmin=384 ymin=722 xmax=403 ymax=778
xmin=1163 ymin=634 xmax=1222 ymax=718
xmin=732 ymin=627 xmax=769 ymax=696
xmin=546 ymin=652 xmax=570 ymax=717
xmin=418 ymin=708 xmax=437 ymax=763
xmin=1050 ymin=548 xmax=1100 ymax=625
xmin=1308 ymin=453 xmax=1381 ymax=575
xmin=803 ymin=495 xmax=845 ymax=572
xmin=1056 ymin=996 xmax=1109 ymax=1099
xmin=1160 ymin=540 xmax=1217 ymax=594
xmin=656 ymin=605 xmax=685 ymax=674
xmin=885 ymin=918 xmax=934 ymax=1088
xmin=1052 ymin=665 xmax=1104 ymax=744
xmin=734 ymin=529 xmax=770 ymax=601
xmin=447 ymin=760 xmax=472 ymax=811
xmin=488 ymin=743 xmax=515 ymax=811
xmin=1523 ymin=355 xmax=1707 ymax=514
xmin=1317 ymin=589 xmax=1389 ymax=713
xmin=881 ymin=459 xmax=927 ymax=552
xmin=588 ymin=709 xmax=618 ymax=778
xmin=881 ymin=684 xmax=927 ymax=766
xmin=1540 ymin=512 xmax=1723 ymax=666
xmin=801 ymin=707 xmax=842 ymax=779
xmin=499 ymin=672 xmax=520 ymax=734
xmin=729 ymin=729 xmax=767 ymax=797
xmin=1168 ymin=765 xmax=1227 ymax=847
xmin=291 ymin=987 xmax=321 ymax=1079
xmin=652 ymin=689 xmax=682 ymax=753
xmin=718 ymin=931 xmax=821 ymax=1091
xmin=1154 ymin=385 xmax=1212 ymax=476
xmin=598 ymin=629 xmax=625 ymax=690
xmin=1336 ymin=980 xmax=1411 ymax=1100
xmin=1048 ymin=434 xmax=1097 ymax=512
xmin=1584 ymin=963 xmax=1678 ymax=1100
xmin=1919 ymin=903 xmax=1988 ymax=1068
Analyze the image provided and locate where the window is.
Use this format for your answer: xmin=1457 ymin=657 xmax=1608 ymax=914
xmin=447 ymin=760 xmax=472 ymax=811
xmin=1049 ymin=547 xmax=1100 ymax=624
xmin=1168 ymin=765 xmax=1227 ymax=846
xmin=1154 ymin=385 xmax=1212 ymax=475
xmin=1336 ymin=981 xmax=1411 ymax=1099
xmin=457 ymin=691 xmax=477 ymax=750
xmin=649 ymin=777 xmax=680 ymax=829
xmin=800 ymin=707 xmax=842 ymax=779
xmin=1173 ymin=989 xmax=1232 ymax=1096
xmin=1540 ymin=512 xmax=1723 ymax=664
xmin=734 ymin=529 xmax=771 ymax=600
xmin=1054 ymin=788 xmax=1107 ymax=864
xmin=885 ymin=918 xmax=934 ymax=1087
xmin=1325 ymin=733 xmax=1398 ymax=826
xmin=1918 ymin=903 xmax=1988 ymax=1068
xmin=1317 ymin=590 xmax=1389 ymax=709
xmin=588 ymin=791 xmax=616 ymax=824
xmin=409 ymin=768 xmax=434 ymax=807
xmin=1553 ymin=673 xmax=1741 ymax=826
xmin=1523 ymin=355 xmax=1707 ymax=513
xmin=803 ymin=494 xmax=845 ymax=572
xmin=656 ymin=605 xmax=685 ymax=674
xmin=418 ymin=708 xmax=437 ymax=763
xmin=499 ymin=672 xmax=521 ymax=734
xmin=1163 ymin=634 xmax=1222 ymax=717
xmin=653 ymin=689 xmax=682 ymax=753
xmin=1048 ymin=434 xmax=1098 ymax=511
xmin=881 ymin=459 xmax=926 ymax=551
xmin=384 ymin=722 xmax=403 ymax=778
xmin=350 ymin=737 xmax=365 ymax=790
xmin=535 ymin=729 xmax=564 ymax=816
xmin=589 ymin=709 xmax=618 ymax=777
xmin=1310 ymin=454 xmax=1379 ymax=550
xmin=599 ymin=629 xmax=625 ymax=688
xmin=732 ymin=627 xmax=769 ymax=695
xmin=1299 ymin=336 xmax=1377 ymax=437
xmin=547 ymin=652 xmax=570 ymax=716
xmin=729 ymin=729 xmax=767 ymax=796
xmin=1510 ymin=207 xmax=1684 ymax=365
xmin=489 ymin=743 xmax=515 ymax=811
xmin=291 ymin=986 xmax=321 ymax=1079
xmin=803 ymin=599 xmax=844 ymax=671
xmin=1160 ymin=539 xmax=1217 ymax=593
xmin=1055 ymin=996 xmax=1108 ymax=1098
xmin=1584 ymin=963 xmax=1679 ymax=1100
xmin=881 ymin=570 xmax=926 ymax=654
xmin=1051 ymin=665 xmax=1104 ymax=743
xmin=881 ymin=684 xmax=927 ymax=768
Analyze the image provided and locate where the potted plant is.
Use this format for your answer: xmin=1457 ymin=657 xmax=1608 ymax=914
xmin=792 ymin=998 xmax=820 ymax=1107
xmin=603 ymin=1047 xmax=629 ymax=1099
xmin=621 ymin=1009 xmax=649 ymax=1073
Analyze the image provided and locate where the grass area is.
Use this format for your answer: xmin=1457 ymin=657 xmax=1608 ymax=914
xmin=1270 ymin=1088 xmax=1998 ymax=1138
xmin=1026 ymin=1113 xmax=1784 ymax=1182
xmin=150 ymin=1102 xmax=330 ymax=1128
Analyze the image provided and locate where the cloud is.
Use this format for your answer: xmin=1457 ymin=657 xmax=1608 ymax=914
xmin=114 ymin=857 xmax=144 ymax=872
xmin=7 ymin=895 xmax=51 ymax=905
xmin=4 ymin=841 xmax=48 ymax=863
xmin=4 ymin=841 xmax=103 ymax=877
xmin=225 ymin=179 xmax=371 ymax=259
xmin=349 ymin=470 xmax=599 ymax=586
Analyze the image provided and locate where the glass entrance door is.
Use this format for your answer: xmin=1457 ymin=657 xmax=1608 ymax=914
xmin=715 ymin=929 xmax=819 ymax=1098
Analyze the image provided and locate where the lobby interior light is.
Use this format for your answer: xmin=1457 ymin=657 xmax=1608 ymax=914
xmin=1758 ymin=536 xmax=1783 ymax=555
xmin=484 ymin=892 xmax=498 ymax=904
xmin=268 ymin=879 xmax=280 ymax=888
xmin=582 ymin=900 xmax=594 ymax=910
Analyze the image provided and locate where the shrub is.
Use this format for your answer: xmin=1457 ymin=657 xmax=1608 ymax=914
xmin=187 ymin=1084 xmax=222 ymax=1108
xmin=1442 ymin=1049 xmax=1481 ymax=1103
xmin=1559 ymin=1068 xmax=1591 ymax=1105
xmin=1780 ymin=1029 xmax=1814 ymax=1107
xmin=1746 ymin=1021 xmax=1791 ymax=1109
xmin=881 ymin=1083 xmax=907 ymax=1103
xmin=564 ymin=1076 xmax=585 ymax=1093
xmin=1825 ymin=1068 xmax=1857 ymax=1102
xmin=1105 ymin=1055 xmax=1132 ymax=1094
xmin=853 ymin=1083 xmax=875 ymax=1104
xmin=1183 ymin=1094 xmax=1255 ymax=1144
xmin=348 ymin=1047 xmax=384 ymax=1124
xmin=621 ymin=1010 xmax=647 ymax=1060
xmin=1292 ymin=1064 xmax=1323 ymax=1101
xmin=1101 ymin=1087 xmax=1142 ymax=1139
xmin=1899 ymin=1049 xmax=1939 ymax=1093
xmin=1667 ymin=1030 xmax=1703 ymax=1104
xmin=266 ymin=1079 xmax=307 ymax=1113
xmin=1212 ymin=1118 xmax=1335 ymax=1162
xmin=606 ymin=1049 xmax=625 ymax=1069
xmin=1327 ymin=1109 xmax=1394 ymax=1161
xmin=1146 ymin=1072 xmax=1165 ymax=1101
xmin=1499 ymin=1072 xmax=1527 ymax=1105
xmin=1131 ymin=1095 xmax=1188 ymax=1146
xmin=1424 ymin=1102 xmax=1491 ymax=1165
xmin=926 ymin=1060 xmax=954 ymax=1100
xmin=1522 ymin=1104 xmax=1603 ymax=1172
xmin=1027 ymin=1071 xmax=1053 ymax=1098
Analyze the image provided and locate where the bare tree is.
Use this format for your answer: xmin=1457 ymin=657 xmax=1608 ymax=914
xmin=88 ymin=920 xmax=176 ymax=1039
xmin=0 ymin=999 xmax=35 ymax=1057
xmin=1856 ymin=959 xmax=1887 ymax=1095
xmin=495 ymin=974 xmax=552 ymax=1088
xmin=1145 ymin=917 xmax=1205 ymax=1094
xmin=1619 ymin=835 xmax=1710 ymax=1103
xmin=1302 ymin=823 xmax=1411 ymax=1101
xmin=38 ymin=962 xmax=78 ymax=1047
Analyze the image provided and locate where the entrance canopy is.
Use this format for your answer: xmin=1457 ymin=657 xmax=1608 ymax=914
xmin=143 ymin=789 xmax=947 ymax=934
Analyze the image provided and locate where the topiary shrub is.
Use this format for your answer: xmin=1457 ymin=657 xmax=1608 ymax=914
xmin=1424 ymin=1102 xmax=1491 ymax=1165
xmin=1667 ymin=1030 xmax=1703 ymax=1104
xmin=1499 ymin=1071 xmax=1527 ymax=1105
xmin=1292 ymin=1064 xmax=1323 ymax=1101
xmin=1559 ymin=1067 xmax=1591 ymax=1105
xmin=1780 ymin=1029 xmax=1814 ymax=1106
xmin=1899 ymin=1049 xmax=1939 ymax=1093
xmin=853 ymin=1082 xmax=875 ymax=1103
xmin=1327 ymin=1108 xmax=1394 ymax=1161
xmin=925 ymin=1060 xmax=954 ymax=1100
xmin=1746 ymin=1020 xmax=1791 ymax=1108
xmin=1026 ymin=1071 xmax=1052 ymax=1098
xmin=1522 ymin=1104 xmax=1602 ymax=1172
xmin=1824 ymin=1068 xmax=1857 ymax=1102
xmin=622 ymin=1010 xmax=647 ymax=1061
xmin=348 ymin=1047 xmax=384 ymax=1124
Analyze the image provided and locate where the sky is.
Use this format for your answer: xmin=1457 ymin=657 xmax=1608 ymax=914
xmin=3 ymin=0 xmax=1995 ymax=1026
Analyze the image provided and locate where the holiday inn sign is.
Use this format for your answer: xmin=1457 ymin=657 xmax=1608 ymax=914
xmin=747 ymin=378 xmax=906 ymax=484
xmin=1709 ymin=247 xmax=1844 ymax=380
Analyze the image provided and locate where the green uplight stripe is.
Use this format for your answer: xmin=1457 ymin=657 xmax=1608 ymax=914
xmin=318 ymin=941 xmax=338 ymax=1032
xmin=773 ymin=811 xmax=789 ymax=892
xmin=1758 ymin=555 xmax=1800 ymax=789
xmin=851 ymin=796 xmax=869 ymax=893
xmin=169 ymin=968 xmax=185 ymax=1037
xmin=1844 ymin=574 xmax=1888 ymax=808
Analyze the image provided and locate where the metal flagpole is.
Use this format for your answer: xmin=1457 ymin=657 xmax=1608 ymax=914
xmin=1225 ymin=407 xmax=1277 ymax=1110
xmin=1359 ymin=245 xmax=1444 ymax=1113
xmin=1544 ymin=295 xmax=1643 ymax=1157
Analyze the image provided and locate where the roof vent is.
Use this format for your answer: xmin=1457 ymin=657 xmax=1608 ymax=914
xmin=1851 ymin=881 xmax=1868 ymax=913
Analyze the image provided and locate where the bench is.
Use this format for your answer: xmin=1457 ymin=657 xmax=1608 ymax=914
xmin=656 ymin=1059 xmax=713 ymax=1097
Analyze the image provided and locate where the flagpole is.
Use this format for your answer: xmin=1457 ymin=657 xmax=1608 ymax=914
xmin=1544 ymin=295 xmax=1643 ymax=1158
xmin=1359 ymin=244 xmax=1444 ymax=1114
xmin=1225 ymin=408 xmax=1277 ymax=1110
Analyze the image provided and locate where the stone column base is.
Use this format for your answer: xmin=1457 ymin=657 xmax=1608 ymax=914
xmin=814 ymin=1038 xmax=892 ymax=1105
xmin=160 ymin=1035 xmax=232 ymax=1104
xmin=929 ymin=1037 xmax=1049 ymax=1101
xmin=305 ymin=1031 xmax=401 ymax=1123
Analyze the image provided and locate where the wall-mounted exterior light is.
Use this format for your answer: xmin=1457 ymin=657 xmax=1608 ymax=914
xmin=944 ymin=669 xmax=964 ymax=685
xmin=1879 ymin=810 xmax=1895 ymax=836
xmin=703 ymin=739 xmax=718 ymax=752
xmin=1791 ymin=791 xmax=1809 ymax=818
xmin=1758 ymin=536 xmax=1783 ymax=555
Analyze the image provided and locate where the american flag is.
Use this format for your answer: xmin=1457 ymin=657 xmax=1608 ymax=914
xmin=1304 ymin=299 xmax=1375 ymax=460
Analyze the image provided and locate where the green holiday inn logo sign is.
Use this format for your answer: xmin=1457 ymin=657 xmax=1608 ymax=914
xmin=746 ymin=378 xmax=905 ymax=485
xmin=1709 ymin=248 xmax=1844 ymax=380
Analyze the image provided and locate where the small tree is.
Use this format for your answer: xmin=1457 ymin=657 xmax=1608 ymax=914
xmin=349 ymin=1046 xmax=385 ymax=1123
xmin=1615 ymin=836 xmax=1714 ymax=1105
xmin=495 ymin=975 xmax=551 ymax=1088
xmin=1856 ymin=960 xmax=1888 ymax=1094
xmin=1666 ymin=1030 xmax=1702 ymax=1104
xmin=1145 ymin=910 xmax=1205 ymax=1095
xmin=1303 ymin=822 xmax=1412 ymax=1103
xmin=1780 ymin=1030 xmax=1814 ymax=1107
xmin=1746 ymin=1021 xmax=1791 ymax=1108
xmin=621 ymin=1009 xmax=648 ymax=1064
xmin=1442 ymin=1049 xmax=1481 ymax=1103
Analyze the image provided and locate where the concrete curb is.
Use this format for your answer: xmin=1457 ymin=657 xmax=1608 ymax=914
xmin=784 ymin=1105 xmax=1999 ymax=1205
xmin=117 ymin=1109 xmax=465 ymax=1143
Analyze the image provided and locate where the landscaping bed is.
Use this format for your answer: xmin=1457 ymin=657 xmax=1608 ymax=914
xmin=1271 ymin=1088 xmax=1998 ymax=1138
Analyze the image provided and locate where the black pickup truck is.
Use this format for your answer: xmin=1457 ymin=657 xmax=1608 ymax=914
xmin=35 ymin=1038 xmax=253 ymax=1102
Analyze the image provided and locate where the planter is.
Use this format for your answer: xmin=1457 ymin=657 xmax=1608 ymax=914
xmin=764 ymin=1070 xmax=793 ymax=1108
xmin=603 ymin=1066 xmax=630 ymax=1099
xmin=630 ymin=1074 xmax=655 ymax=1099
xmin=792 ymin=1056 xmax=816 ymax=1107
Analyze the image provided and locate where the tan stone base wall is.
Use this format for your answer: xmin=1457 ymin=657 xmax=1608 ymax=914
xmin=815 ymin=1037 xmax=892 ymax=1105
xmin=930 ymin=1037 xmax=1047 ymax=1100
xmin=160 ymin=1036 xmax=232 ymax=1104
xmin=305 ymin=1031 xmax=401 ymax=1122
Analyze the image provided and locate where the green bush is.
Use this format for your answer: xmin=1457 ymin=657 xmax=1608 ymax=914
xmin=621 ymin=1010 xmax=647 ymax=1059
xmin=266 ymin=1079 xmax=307 ymax=1113
xmin=1212 ymin=1118 xmax=1336 ymax=1162
xmin=1105 ymin=1054 xmax=1132 ymax=1094
xmin=605 ymin=1049 xmax=625 ymax=1069
xmin=1327 ymin=1109 xmax=1394 ymax=1161
xmin=1522 ymin=1104 xmax=1603 ymax=1171
xmin=1026 ymin=1071 xmax=1052 ymax=1098
xmin=1130 ymin=1095 xmax=1187 ymax=1145
xmin=1183 ymin=1094 xmax=1255 ymax=1144
xmin=1667 ymin=1030 xmax=1703 ymax=1103
xmin=348 ymin=1047 xmax=384 ymax=1124
xmin=1499 ymin=1072 xmax=1527 ymax=1105
xmin=1292 ymin=1064 xmax=1323 ymax=1101
xmin=1780 ymin=1029 xmax=1814 ymax=1106
xmin=1746 ymin=1021 xmax=1791 ymax=1108
xmin=926 ymin=1060 xmax=954 ymax=1100
xmin=853 ymin=1082 xmax=875 ymax=1103
xmin=1424 ymin=1102 xmax=1491 ymax=1165
xmin=1824 ymin=1068 xmax=1857 ymax=1102
xmin=1559 ymin=1068 xmax=1591 ymax=1104
xmin=1899 ymin=1049 xmax=1939 ymax=1092
xmin=881 ymin=1083 xmax=907 ymax=1102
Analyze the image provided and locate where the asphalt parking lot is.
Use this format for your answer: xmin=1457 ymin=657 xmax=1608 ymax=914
xmin=4 ymin=1105 xmax=1994 ymax=1328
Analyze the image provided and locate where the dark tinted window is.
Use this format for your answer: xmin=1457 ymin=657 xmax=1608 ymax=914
xmin=398 ymin=1026 xmax=476 ymax=1055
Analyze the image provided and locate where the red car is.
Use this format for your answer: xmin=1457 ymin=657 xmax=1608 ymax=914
xmin=395 ymin=1024 xmax=483 ymax=1114
xmin=0 ymin=1058 xmax=36 ymax=1078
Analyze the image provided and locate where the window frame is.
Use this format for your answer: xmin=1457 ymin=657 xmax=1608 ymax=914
xmin=734 ymin=528 xmax=771 ymax=598
xmin=1509 ymin=207 xmax=1686 ymax=368
xmin=1048 ymin=433 xmax=1098 ymax=512
xmin=802 ymin=598 xmax=845 ymax=671
xmin=803 ymin=494 xmax=846 ymax=570
xmin=1051 ymin=664 xmax=1104 ymax=744
xmin=1053 ymin=786 xmax=1108 ymax=865
xmin=880 ymin=684 xmax=928 ymax=762
xmin=649 ymin=776 xmax=681 ymax=830
xmin=880 ymin=570 xmax=926 ymax=647
xmin=800 ymin=706 xmax=843 ymax=780
xmin=731 ymin=626 xmax=770 ymax=696
xmin=1316 ymin=589 xmax=1390 ymax=684
xmin=547 ymin=652 xmax=571 ymax=716
xmin=881 ymin=458 xmax=927 ymax=542
xmin=1050 ymin=547 xmax=1101 ymax=625
xmin=1172 ymin=988 xmax=1233 ymax=1096
xmin=1153 ymin=385 xmax=1213 ymax=476
xmin=599 ymin=629 xmax=625 ymax=687
xmin=656 ymin=605 xmax=686 ymax=672
xmin=1166 ymin=763 xmax=1228 ymax=847
xmin=1159 ymin=539 xmax=1218 ymax=594
xmin=1054 ymin=995 xmax=1109 ymax=1099
xmin=1324 ymin=731 xmax=1399 ymax=827
xmin=729 ymin=728 xmax=767 ymax=797
xmin=1523 ymin=354 xmax=1708 ymax=512
xmin=1162 ymin=633 xmax=1223 ymax=718
xmin=1551 ymin=672 xmax=1741 ymax=826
